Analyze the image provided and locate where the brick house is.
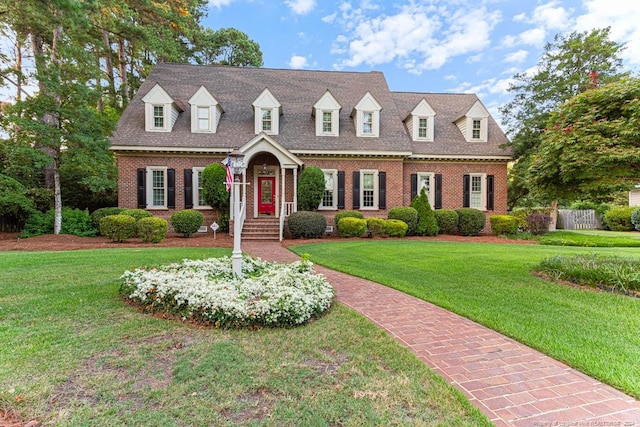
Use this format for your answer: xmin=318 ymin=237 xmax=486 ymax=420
xmin=110 ymin=63 xmax=512 ymax=238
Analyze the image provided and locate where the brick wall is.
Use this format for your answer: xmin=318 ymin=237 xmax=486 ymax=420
xmin=117 ymin=153 xmax=509 ymax=233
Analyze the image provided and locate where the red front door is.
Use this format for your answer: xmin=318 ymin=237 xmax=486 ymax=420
xmin=258 ymin=176 xmax=276 ymax=216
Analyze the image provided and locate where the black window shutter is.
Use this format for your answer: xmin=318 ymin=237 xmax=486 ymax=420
xmin=352 ymin=171 xmax=360 ymax=210
xmin=487 ymin=175 xmax=494 ymax=211
xmin=184 ymin=169 xmax=193 ymax=209
xmin=337 ymin=171 xmax=345 ymax=209
xmin=378 ymin=171 xmax=386 ymax=209
xmin=463 ymin=174 xmax=470 ymax=208
xmin=167 ymin=168 xmax=175 ymax=209
xmin=137 ymin=168 xmax=146 ymax=208
xmin=410 ymin=173 xmax=417 ymax=200
xmin=435 ymin=174 xmax=442 ymax=209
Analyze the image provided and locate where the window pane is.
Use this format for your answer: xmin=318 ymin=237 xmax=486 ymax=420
xmin=152 ymin=170 xmax=165 ymax=206
xmin=262 ymin=110 xmax=272 ymax=131
xmin=197 ymin=107 xmax=209 ymax=130
xmin=322 ymin=111 xmax=332 ymax=133
xmin=153 ymin=106 xmax=164 ymax=128
xmin=322 ymin=172 xmax=334 ymax=208
xmin=470 ymin=176 xmax=482 ymax=209
xmin=362 ymin=172 xmax=374 ymax=207
xmin=363 ymin=112 xmax=373 ymax=134
xmin=472 ymin=119 xmax=481 ymax=139
xmin=418 ymin=118 xmax=427 ymax=138
xmin=420 ymin=175 xmax=430 ymax=193
xmin=197 ymin=170 xmax=205 ymax=206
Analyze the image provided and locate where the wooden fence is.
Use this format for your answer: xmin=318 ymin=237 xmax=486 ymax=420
xmin=0 ymin=215 xmax=22 ymax=232
xmin=557 ymin=209 xmax=600 ymax=230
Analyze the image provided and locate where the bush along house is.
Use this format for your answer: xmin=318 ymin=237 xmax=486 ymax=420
xmin=110 ymin=63 xmax=512 ymax=240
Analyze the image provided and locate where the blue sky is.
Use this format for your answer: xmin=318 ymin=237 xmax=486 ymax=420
xmin=203 ymin=0 xmax=640 ymax=126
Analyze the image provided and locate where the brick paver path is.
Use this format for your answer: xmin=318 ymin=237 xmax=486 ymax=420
xmin=243 ymin=241 xmax=640 ymax=427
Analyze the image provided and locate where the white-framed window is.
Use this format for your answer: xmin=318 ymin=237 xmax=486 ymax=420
xmin=146 ymin=166 xmax=167 ymax=209
xmin=472 ymin=119 xmax=481 ymax=140
xmin=360 ymin=169 xmax=378 ymax=209
xmin=322 ymin=111 xmax=332 ymax=134
xmin=319 ymin=169 xmax=338 ymax=210
xmin=417 ymin=172 xmax=435 ymax=208
xmin=192 ymin=167 xmax=210 ymax=209
xmin=261 ymin=109 xmax=272 ymax=132
xmin=418 ymin=118 xmax=428 ymax=139
xmin=197 ymin=106 xmax=210 ymax=131
xmin=153 ymin=105 xmax=164 ymax=129
xmin=469 ymin=173 xmax=486 ymax=210
xmin=362 ymin=112 xmax=373 ymax=135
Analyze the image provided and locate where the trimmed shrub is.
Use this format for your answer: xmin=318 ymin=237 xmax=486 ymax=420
xmin=410 ymin=188 xmax=438 ymax=236
xmin=490 ymin=215 xmax=519 ymax=235
xmin=337 ymin=217 xmax=367 ymax=238
xmin=603 ymin=206 xmax=634 ymax=232
xmin=297 ymin=166 xmax=325 ymax=211
xmin=170 ymin=209 xmax=204 ymax=237
xmin=632 ymin=208 xmax=640 ymax=231
xmin=100 ymin=214 xmax=137 ymax=242
xmin=384 ymin=219 xmax=408 ymax=237
xmin=434 ymin=209 xmax=458 ymax=234
xmin=334 ymin=210 xmax=364 ymax=226
xmin=121 ymin=208 xmax=153 ymax=222
xmin=137 ymin=217 xmax=168 ymax=243
xmin=455 ymin=208 xmax=486 ymax=236
xmin=91 ymin=207 xmax=125 ymax=232
xmin=287 ymin=211 xmax=327 ymax=239
xmin=526 ymin=213 xmax=552 ymax=235
xmin=387 ymin=206 xmax=418 ymax=236
xmin=202 ymin=163 xmax=230 ymax=212
xmin=366 ymin=217 xmax=387 ymax=237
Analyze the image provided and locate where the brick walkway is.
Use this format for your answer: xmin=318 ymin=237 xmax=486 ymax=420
xmin=244 ymin=241 xmax=640 ymax=427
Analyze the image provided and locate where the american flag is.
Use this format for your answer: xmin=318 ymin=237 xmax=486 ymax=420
xmin=224 ymin=154 xmax=233 ymax=192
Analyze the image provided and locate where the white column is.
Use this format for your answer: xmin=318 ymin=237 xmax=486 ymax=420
xmin=293 ymin=168 xmax=298 ymax=213
xmin=281 ymin=167 xmax=286 ymax=216
xmin=232 ymin=178 xmax=242 ymax=277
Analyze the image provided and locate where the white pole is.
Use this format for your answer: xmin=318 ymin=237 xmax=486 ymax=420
xmin=232 ymin=176 xmax=242 ymax=277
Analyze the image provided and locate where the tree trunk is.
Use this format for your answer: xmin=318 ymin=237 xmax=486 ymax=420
xmin=53 ymin=153 xmax=62 ymax=235
xmin=549 ymin=200 xmax=559 ymax=231
xmin=118 ymin=39 xmax=129 ymax=108
xmin=102 ymin=29 xmax=116 ymax=106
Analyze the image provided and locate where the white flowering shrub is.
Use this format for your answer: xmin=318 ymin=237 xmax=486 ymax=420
xmin=120 ymin=256 xmax=335 ymax=328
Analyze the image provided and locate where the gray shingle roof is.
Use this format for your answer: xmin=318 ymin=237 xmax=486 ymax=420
xmin=110 ymin=63 xmax=512 ymax=159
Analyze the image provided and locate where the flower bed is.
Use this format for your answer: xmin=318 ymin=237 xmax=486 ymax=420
xmin=120 ymin=256 xmax=335 ymax=328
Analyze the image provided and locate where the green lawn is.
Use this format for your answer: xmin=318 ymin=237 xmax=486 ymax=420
xmin=0 ymin=248 xmax=489 ymax=426
xmin=538 ymin=230 xmax=640 ymax=247
xmin=289 ymin=240 xmax=640 ymax=399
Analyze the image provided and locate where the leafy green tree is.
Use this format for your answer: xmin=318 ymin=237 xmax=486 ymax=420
xmin=410 ymin=188 xmax=438 ymax=236
xmin=529 ymin=77 xmax=640 ymax=202
xmin=192 ymin=27 xmax=263 ymax=67
xmin=202 ymin=163 xmax=230 ymax=213
xmin=297 ymin=166 xmax=325 ymax=211
xmin=500 ymin=28 xmax=626 ymax=207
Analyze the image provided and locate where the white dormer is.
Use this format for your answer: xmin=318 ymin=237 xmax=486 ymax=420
xmin=252 ymin=88 xmax=281 ymax=135
xmin=352 ymin=92 xmax=382 ymax=137
xmin=456 ymin=100 xmax=489 ymax=142
xmin=313 ymin=90 xmax=341 ymax=137
xmin=188 ymin=86 xmax=224 ymax=133
xmin=407 ymin=99 xmax=436 ymax=142
xmin=141 ymin=83 xmax=183 ymax=132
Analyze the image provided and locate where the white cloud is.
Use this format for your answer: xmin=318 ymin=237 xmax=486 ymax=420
xmin=288 ymin=55 xmax=309 ymax=69
xmin=284 ymin=0 xmax=317 ymax=15
xmin=321 ymin=12 xmax=337 ymax=23
xmin=575 ymin=0 xmax=640 ymax=67
xmin=507 ymin=1 xmax=574 ymax=49
xmin=517 ymin=28 xmax=546 ymax=47
xmin=208 ymin=0 xmax=237 ymax=8
xmin=330 ymin=3 xmax=502 ymax=74
xmin=504 ymin=49 xmax=528 ymax=64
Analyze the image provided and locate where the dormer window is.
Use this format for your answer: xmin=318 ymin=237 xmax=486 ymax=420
xmin=353 ymin=92 xmax=381 ymax=137
xmin=188 ymin=86 xmax=223 ymax=133
xmin=262 ymin=110 xmax=272 ymax=131
xmin=153 ymin=106 xmax=165 ymax=129
xmin=407 ymin=99 xmax=435 ymax=142
xmin=313 ymin=90 xmax=341 ymax=137
xmin=253 ymin=88 xmax=281 ymax=135
xmin=322 ymin=112 xmax=332 ymax=133
xmin=142 ymin=83 xmax=182 ymax=132
xmin=418 ymin=118 xmax=428 ymax=138
xmin=472 ymin=119 xmax=481 ymax=139
xmin=456 ymin=100 xmax=489 ymax=142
